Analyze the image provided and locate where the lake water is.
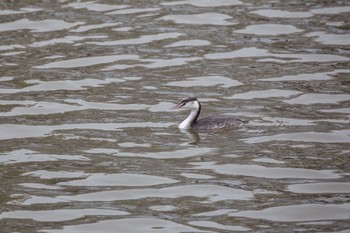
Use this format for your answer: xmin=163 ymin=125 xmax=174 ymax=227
xmin=0 ymin=0 xmax=349 ymax=232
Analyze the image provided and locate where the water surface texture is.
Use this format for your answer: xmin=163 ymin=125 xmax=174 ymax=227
xmin=0 ymin=1 xmax=349 ymax=232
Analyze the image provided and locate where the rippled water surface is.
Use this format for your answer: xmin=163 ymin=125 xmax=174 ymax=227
xmin=1 ymin=1 xmax=349 ymax=232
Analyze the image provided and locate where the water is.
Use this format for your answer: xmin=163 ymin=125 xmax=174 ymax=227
xmin=0 ymin=0 xmax=349 ymax=232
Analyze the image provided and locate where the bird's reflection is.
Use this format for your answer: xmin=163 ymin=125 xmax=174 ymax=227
xmin=179 ymin=129 xmax=200 ymax=145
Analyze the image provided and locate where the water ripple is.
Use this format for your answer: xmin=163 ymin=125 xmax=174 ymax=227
xmin=0 ymin=19 xmax=84 ymax=32
xmin=229 ymin=203 xmax=350 ymax=222
xmin=22 ymin=184 xmax=254 ymax=205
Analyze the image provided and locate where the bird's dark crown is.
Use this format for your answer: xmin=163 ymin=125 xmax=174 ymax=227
xmin=180 ymin=97 xmax=198 ymax=104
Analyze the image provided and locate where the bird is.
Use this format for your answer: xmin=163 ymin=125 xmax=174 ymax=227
xmin=171 ymin=97 xmax=248 ymax=130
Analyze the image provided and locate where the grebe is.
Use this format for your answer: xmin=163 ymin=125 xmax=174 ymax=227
xmin=171 ymin=97 xmax=248 ymax=130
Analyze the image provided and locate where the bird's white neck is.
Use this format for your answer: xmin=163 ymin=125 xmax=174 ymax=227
xmin=179 ymin=109 xmax=199 ymax=129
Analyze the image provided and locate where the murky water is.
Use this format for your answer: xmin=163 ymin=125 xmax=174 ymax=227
xmin=0 ymin=0 xmax=349 ymax=232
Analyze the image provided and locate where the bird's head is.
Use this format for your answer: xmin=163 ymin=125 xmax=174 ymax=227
xmin=171 ymin=97 xmax=200 ymax=111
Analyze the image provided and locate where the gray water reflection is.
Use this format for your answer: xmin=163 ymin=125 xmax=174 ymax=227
xmin=44 ymin=218 xmax=207 ymax=233
xmin=0 ymin=0 xmax=350 ymax=233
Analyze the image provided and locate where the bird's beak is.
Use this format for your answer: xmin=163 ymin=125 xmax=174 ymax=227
xmin=170 ymin=103 xmax=183 ymax=111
